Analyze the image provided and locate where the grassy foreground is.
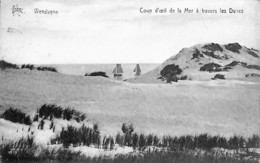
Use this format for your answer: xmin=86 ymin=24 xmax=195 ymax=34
xmin=0 ymin=105 xmax=259 ymax=162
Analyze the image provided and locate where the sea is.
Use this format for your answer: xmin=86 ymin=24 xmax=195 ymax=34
xmin=49 ymin=63 xmax=160 ymax=80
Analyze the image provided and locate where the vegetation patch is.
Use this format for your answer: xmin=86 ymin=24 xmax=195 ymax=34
xmin=85 ymin=71 xmax=108 ymax=78
xmin=199 ymin=63 xmax=223 ymax=72
xmin=1 ymin=136 xmax=37 ymax=161
xmin=51 ymin=124 xmax=101 ymax=148
xmin=21 ymin=64 xmax=35 ymax=70
xmin=245 ymin=73 xmax=260 ymax=78
xmin=2 ymin=137 xmax=258 ymax=163
xmin=0 ymin=60 xmax=19 ymax=70
xmin=202 ymin=43 xmax=223 ymax=52
xmin=244 ymin=47 xmax=259 ymax=58
xmin=191 ymin=48 xmax=204 ymax=59
xmin=212 ymin=74 xmax=225 ymax=80
xmin=37 ymin=104 xmax=86 ymax=122
xmin=179 ymin=75 xmax=188 ymax=80
xmin=21 ymin=64 xmax=57 ymax=72
xmin=36 ymin=66 xmax=57 ymax=72
xmin=158 ymin=64 xmax=183 ymax=83
xmin=226 ymin=61 xmax=247 ymax=67
xmin=1 ymin=107 xmax=32 ymax=125
xmin=224 ymin=43 xmax=242 ymax=53
xmin=0 ymin=106 xmax=260 ymax=162
xmin=113 ymin=124 xmax=260 ymax=151
xmin=225 ymin=61 xmax=260 ymax=70
xmin=247 ymin=50 xmax=259 ymax=58
xmin=202 ymin=51 xmax=222 ymax=59
xmin=247 ymin=64 xmax=260 ymax=70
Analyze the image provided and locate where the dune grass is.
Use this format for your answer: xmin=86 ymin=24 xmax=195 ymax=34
xmin=37 ymin=104 xmax=86 ymax=122
xmin=0 ymin=105 xmax=259 ymax=162
xmin=0 ymin=107 xmax=32 ymax=125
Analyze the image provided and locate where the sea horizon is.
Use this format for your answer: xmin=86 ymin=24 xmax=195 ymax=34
xmin=44 ymin=63 xmax=160 ymax=79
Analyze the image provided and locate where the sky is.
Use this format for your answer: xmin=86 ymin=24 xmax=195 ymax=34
xmin=0 ymin=0 xmax=259 ymax=64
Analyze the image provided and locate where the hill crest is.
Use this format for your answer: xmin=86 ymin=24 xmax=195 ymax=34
xmin=130 ymin=43 xmax=260 ymax=83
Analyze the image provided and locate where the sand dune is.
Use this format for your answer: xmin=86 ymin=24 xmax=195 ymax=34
xmin=0 ymin=68 xmax=259 ymax=137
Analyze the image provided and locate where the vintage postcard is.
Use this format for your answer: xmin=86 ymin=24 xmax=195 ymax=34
xmin=0 ymin=0 xmax=259 ymax=162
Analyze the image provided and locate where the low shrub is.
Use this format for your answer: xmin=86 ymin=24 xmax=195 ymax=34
xmin=226 ymin=61 xmax=247 ymax=67
xmin=51 ymin=124 xmax=101 ymax=148
xmin=203 ymin=51 xmax=222 ymax=59
xmin=1 ymin=136 xmax=37 ymax=161
xmin=200 ymin=63 xmax=222 ymax=72
xmin=85 ymin=71 xmax=108 ymax=78
xmin=114 ymin=124 xmax=257 ymax=151
xmin=202 ymin=43 xmax=223 ymax=52
xmin=247 ymin=64 xmax=260 ymax=70
xmin=212 ymin=74 xmax=225 ymax=80
xmin=38 ymin=104 xmax=86 ymax=122
xmin=224 ymin=43 xmax=242 ymax=53
xmin=247 ymin=135 xmax=260 ymax=148
xmin=247 ymin=49 xmax=259 ymax=58
xmin=179 ymin=75 xmax=188 ymax=80
xmin=158 ymin=64 xmax=183 ymax=83
xmin=245 ymin=73 xmax=260 ymax=78
xmin=36 ymin=66 xmax=57 ymax=72
xmin=0 ymin=60 xmax=19 ymax=70
xmin=224 ymin=61 xmax=260 ymax=70
xmin=21 ymin=64 xmax=35 ymax=70
xmin=191 ymin=48 xmax=204 ymax=59
xmin=1 ymin=107 xmax=32 ymax=125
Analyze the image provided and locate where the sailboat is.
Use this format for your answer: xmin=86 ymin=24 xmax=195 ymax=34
xmin=112 ymin=64 xmax=123 ymax=80
xmin=133 ymin=64 xmax=141 ymax=77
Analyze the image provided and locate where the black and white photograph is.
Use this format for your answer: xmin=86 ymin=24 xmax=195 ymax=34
xmin=0 ymin=0 xmax=259 ymax=162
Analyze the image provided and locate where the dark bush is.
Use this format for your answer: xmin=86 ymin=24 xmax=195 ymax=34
xmin=245 ymin=73 xmax=260 ymax=78
xmin=159 ymin=64 xmax=183 ymax=83
xmin=203 ymin=51 xmax=222 ymax=59
xmin=153 ymin=135 xmax=160 ymax=146
xmin=179 ymin=75 xmax=188 ymax=80
xmin=247 ymin=135 xmax=260 ymax=148
xmin=52 ymin=124 xmax=101 ymax=148
xmin=1 ymin=107 xmax=32 ymax=125
xmin=212 ymin=74 xmax=225 ymax=80
xmin=228 ymin=135 xmax=240 ymax=149
xmin=121 ymin=123 xmax=134 ymax=146
xmin=147 ymin=134 xmax=154 ymax=146
xmin=224 ymin=43 xmax=242 ymax=53
xmin=225 ymin=61 xmax=247 ymax=67
xmin=247 ymin=49 xmax=259 ymax=58
xmin=191 ymin=48 xmax=204 ymax=59
xmin=225 ymin=61 xmax=260 ymax=70
xmin=132 ymin=132 xmax=139 ymax=149
xmin=1 ymin=136 xmax=37 ymax=161
xmin=200 ymin=63 xmax=222 ymax=72
xmin=0 ymin=60 xmax=19 ymax=70
xmin=38 ymin=104 xmax=86 ymax=122
xmin=116 ymin=132 xmax=124 ymax=146
xmin=139 ymin=133 xmax=147 ymax=150
xmin=102 ymin=136 xmax=114 ymax=150
xmin=21 ymin=64 xmax=35 ymax=70
xmin=202 ymin=43 xmax=223 ymax=52
xmin=247 ymin=64 xmax=260 ymax=70
xmin=36 ymin=66 xmax=57 ymax=72
xmin=85 ymin=71 xmax=108 ymax=78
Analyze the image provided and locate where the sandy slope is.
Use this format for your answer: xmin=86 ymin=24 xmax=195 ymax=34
xmin=129 ymin=43 xmax=260 ymax=83
xmin=0 ymin=69 xmax=259 ymax=138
